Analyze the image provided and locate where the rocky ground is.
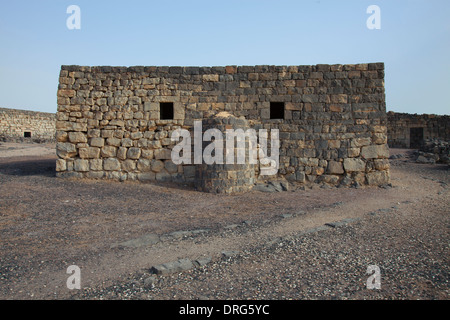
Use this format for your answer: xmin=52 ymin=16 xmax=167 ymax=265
xmin=0 ymin=142 xmax=448 ymax=301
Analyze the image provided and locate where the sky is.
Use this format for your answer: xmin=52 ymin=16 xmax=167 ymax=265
xmin=0 ymin=0 xmax=449 ymax=115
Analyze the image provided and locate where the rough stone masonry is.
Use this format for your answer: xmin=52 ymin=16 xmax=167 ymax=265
xmin=55 ymin=63 xmax=390 ymax=193
xmin=0 ymin=107 xmax=55 ymax=142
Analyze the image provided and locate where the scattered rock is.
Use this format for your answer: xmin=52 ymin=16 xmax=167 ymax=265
xmin=325 ymin=217 xmax=360 ymax=228
xmin=254 ymin=180 xmax=289 ymax=192
xmin=193 ymin=256 xmax=212 ymax=267
xmin=416 ymin=155 xmax=435 ymax=164
xmin=221 ymin=250 xmax=240 ymax=259
xmin=414 ymin=139 xmax=450 ymax=165
xmin=143 ymin=276 xmax=157 ymax=288
xmin=224 ymin=224 xmax=239 ymax=230
xmin=150 ymin=258 xmax=194 ymax=275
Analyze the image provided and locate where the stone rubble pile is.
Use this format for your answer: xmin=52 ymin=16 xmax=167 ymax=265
xmin=415 ymin=139 xmax=450 ymax=165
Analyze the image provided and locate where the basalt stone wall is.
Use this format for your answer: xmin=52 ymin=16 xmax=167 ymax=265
xmin=195 ymin=112 xmax=256 ymax=193
xmin=0 ymin=107 xmax=56 ymax=141
xmin=56 ymin=63 xmax=389 ymax=190
xmin=387 ymin=111 xmax=450 ymax=148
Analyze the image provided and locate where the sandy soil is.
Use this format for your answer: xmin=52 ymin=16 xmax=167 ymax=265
xmin=0 ymin=142 xmax=448 ymax=300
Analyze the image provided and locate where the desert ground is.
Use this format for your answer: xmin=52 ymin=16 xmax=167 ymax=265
xmin=0 ymin=142 xmax=448 ymax=300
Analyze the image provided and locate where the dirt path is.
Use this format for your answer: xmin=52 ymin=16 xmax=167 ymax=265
xmin=0 ymin=143 xmax=448 ymax=300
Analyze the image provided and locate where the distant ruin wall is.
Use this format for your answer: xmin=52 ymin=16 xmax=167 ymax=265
xmin=55 ymin=63 xmax=389 ymax=192
xmin=0 ymin=107 xmax=56 ymax=141
xmin=387 ymin=112 xmax=450 ymax=148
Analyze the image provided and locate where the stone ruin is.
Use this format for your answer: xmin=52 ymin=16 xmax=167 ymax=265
xmin=0 ymin=107 xmax=56 ymax=142
xmin=387 ymin=112 xmax=450 ymax=166
xmin=387 ymin=112 xmax=449 ymax=149
xmin=55 ymin=63 xmax=390 ymax=193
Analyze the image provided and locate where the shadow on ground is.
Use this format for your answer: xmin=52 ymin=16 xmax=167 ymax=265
xmin=0 ymin=158 xmax=56 ymax=177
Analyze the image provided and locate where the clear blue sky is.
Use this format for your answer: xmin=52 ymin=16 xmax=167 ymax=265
xmin=0 ymin=0 xmax=449 ymax=115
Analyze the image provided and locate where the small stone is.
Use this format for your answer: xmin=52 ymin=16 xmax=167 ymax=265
xmin=193 ymin=257 xmax=212 ymax=267
xmin=150 ymin=258 xmax=194 ymax=275
xmin=143 ymin=276 xmax=156 ymax=289
xmin=221 ymin=250 xmax=239 ymax=259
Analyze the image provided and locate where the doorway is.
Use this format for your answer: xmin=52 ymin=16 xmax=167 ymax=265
xmin=410 ymin=127 xmax=423 ymax=148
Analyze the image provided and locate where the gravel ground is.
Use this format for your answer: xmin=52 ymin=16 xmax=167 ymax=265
xmin=0 ymin=143 xmax=448 ymax=301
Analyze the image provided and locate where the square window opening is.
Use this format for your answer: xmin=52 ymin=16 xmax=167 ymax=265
xmin=24 ymin=132 xmax=31 ymax=138
xmin=160 ymin=102 xmax=174 ymax=120
xmin=270 ymin=102 xmax=285 ymax=119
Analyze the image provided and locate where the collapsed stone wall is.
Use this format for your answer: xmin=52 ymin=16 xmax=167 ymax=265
xmin=55 ymin=63 xmax=390 ymax=192
xmin=387 ymin=112 xmax=450 ymax=148
xmin=0 ymin=107 xmax=56 ymax=142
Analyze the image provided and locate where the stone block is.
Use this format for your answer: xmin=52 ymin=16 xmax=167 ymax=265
xmin=343 ymin=158 xmax=366 ymax=172
xmin=57 ymin=89 xmax=76 ymax=97
xmin=104 ymin=158 xmax=121 ymax=171
xmin=56 ymin=159 xmax=66 ymax=172
xmin=202 ymin=74 xmax=219 ymax=82
xmin=127 ymin=147 xmax=141 ymax=159
xmin=74 ymin=159 xmax=89 ymax=172
xmin=156 ymin=169 xmax=172 ymax=182
xmin=121 ymin=138 xmax=133 ymax=147
xmin=319 ymin=175 xmax=340 ymax=184
xmin=366 ymin=170 xmax=390 ymax=186
xmin=141 ymin=149 xmax=154 ymax=159
xmin=86 ymin=171 xmax=104 ymax=179
xmin=90 ymin=159 xmax=103 ymax=171
xmin=137 ymin=159 xmax=151 ymax=172
xmin=154 ymin=148 xmax=172 ymax=160
xmin=327 ymin=161 xmax=344 ymax=174
xmin=151 ymin=159 xmax=164 ymax=172
xmin=79 ymin=147 xmax=100 ymax=159
xmin=164 ymin=160 xmax=178 ymax=174
xmin=351 ymin=138 xmax=371 ymax=148
xmin=56 ymin=142 xmax=77 ymax=159
xmin=137 ymin=172 xmax=156 ymax=181
xmin=374 ymin=159 xmax=390 ymax=170
xmin=68 ymin=132 xmax=87 ymax=143
xmin=106 ymin=137 xmax=121 ymax=147
xmin=348 ymin=148 xmax=360 ymax=158
xmin=122 ymin=159 xmax=136 ymax=172
xmin=117 ymin=147 xmax=127 ymax=160
xmin=361 ymin=144 xmax=389 ymax=159
xmin=90 ymin=137 xmax=105 ymax=147
xmin=101 ymin=146 xmax=117 ymax=158
xmin=56 ymin=131 xmax=68 ymax=142
xmin=295 ymin=171 xmax=306 ymax=182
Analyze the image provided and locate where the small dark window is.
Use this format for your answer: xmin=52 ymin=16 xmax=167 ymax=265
xmin=160 ymin=102 xmax=174 ymax=120
xmin=270 ymin=102 xmax=285 ymax=119
xmin=24 ymin=132 xmax=31 ymax=138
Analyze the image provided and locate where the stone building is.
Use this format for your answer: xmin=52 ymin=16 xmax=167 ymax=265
xmin=55 ymin=63 xmax=390 ymax=193
xmin=0 ymin=107 xmax=56 ymax=141
xmin=387 ymin=111 xmax=450 ymax=148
